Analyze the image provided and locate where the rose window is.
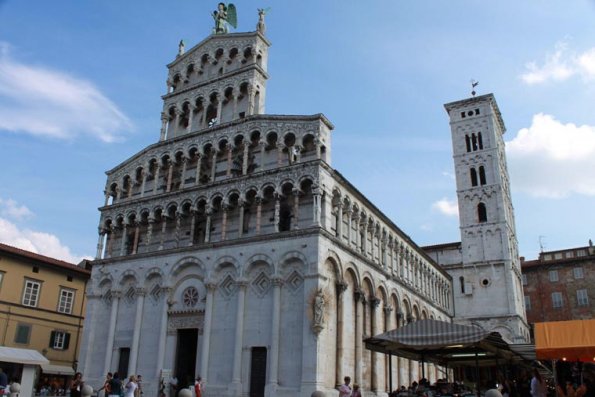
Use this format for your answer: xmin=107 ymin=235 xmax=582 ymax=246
xmin=182 ymin=287 xmax=199 ymax=307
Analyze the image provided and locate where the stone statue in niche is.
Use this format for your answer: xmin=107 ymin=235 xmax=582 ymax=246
xmin=312 ymin=289 xmax=325 ymax=335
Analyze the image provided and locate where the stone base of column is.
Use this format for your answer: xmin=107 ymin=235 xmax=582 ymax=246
xmin=264 ymin=383 xmax=278 ymax=397
xmin=227 ymin=382 xmax=242 ymax=397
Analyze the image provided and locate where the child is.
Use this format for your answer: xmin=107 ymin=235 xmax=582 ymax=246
xmin=353 ymin=383 xmax=362 ymax=397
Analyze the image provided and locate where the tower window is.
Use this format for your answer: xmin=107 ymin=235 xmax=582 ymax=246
xmin=471 ymin=134 xmax=478 ymax=151
xmin=478 ymin=132 xmax=484 ymax=149
xmin=477 ymin=202 xmax=487 ymax=222
xmin=470 ymin=168 xmax=478 ymax=187
xmin=461 ymin=112 xmax=466 ymax=119
xmin=465 ymin=135 xmax=471 ymax=152
xmin=479 ymin=166 xmax=486 ymax=185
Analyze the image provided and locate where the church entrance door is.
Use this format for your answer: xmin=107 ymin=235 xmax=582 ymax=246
xmin=175 ymin=328 xmax=198 ymax=388
xmin=249 ymin=347 xmax=267 ymax=397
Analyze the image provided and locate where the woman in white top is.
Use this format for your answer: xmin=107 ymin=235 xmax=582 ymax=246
xmin=530 ymin=368 xmax=547 ymax=397
xmin=124 ymin=375 xmax=138 ymax=397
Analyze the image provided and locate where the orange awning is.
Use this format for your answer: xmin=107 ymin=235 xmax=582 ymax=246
xmin=535 ymin=319 xmax=595 ymax=362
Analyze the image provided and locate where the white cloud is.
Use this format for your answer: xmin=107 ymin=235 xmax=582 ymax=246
xmin=0 ymin=198 xmax=33 ymax=220
xmin=521 ymin=42 xmax=595 ymax=85
xmin=432 ymin=198 xmax=459 ymax=217
xmin=507 ymin=113 xmax=595 ymax=198
xmin=0 ymin=42 xmax=133 ymax=142
xmin=0 ymin=217 xmax=89 ymax=263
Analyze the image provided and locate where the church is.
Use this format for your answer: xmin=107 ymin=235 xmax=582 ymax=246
xmin=78 ymin=9 xmax=527 ymax=397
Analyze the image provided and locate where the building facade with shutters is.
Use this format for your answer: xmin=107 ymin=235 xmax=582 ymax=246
xmin=0 ymin=242 xmax=90 ymax=381
xmin=77 ymin=24 xmax=454 ymax=397
xmin=521 ymin=241 xmax=595 ymax=324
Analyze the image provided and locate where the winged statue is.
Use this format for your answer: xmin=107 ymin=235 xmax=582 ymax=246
xmin=213 ymin=3 xmax=237 ymax=34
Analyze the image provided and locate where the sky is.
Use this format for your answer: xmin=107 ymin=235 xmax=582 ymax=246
xmin=1 ymin=1 xmax=594 ymax=264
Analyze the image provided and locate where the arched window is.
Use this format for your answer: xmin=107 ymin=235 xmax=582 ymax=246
xmin=459 ymin=276 xmax=465 ymax=294
xmin=478 ymin=132 xmax=484 ymax=150
xmin=471 ymin=133 xmax=478 ymax=151
xmin=470 ymin=168 xmax=478 ymax=187
xmin=477 ymin=202 xmax=487 ymax=222
xmin=479 ymin=166 xmax=486 ymax=185
xmin=465 ymin=135 xmax=471 ymax=152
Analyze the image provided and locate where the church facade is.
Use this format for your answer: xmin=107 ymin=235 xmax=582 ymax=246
xmin=78 ymin=18 xmax=525 ymax=397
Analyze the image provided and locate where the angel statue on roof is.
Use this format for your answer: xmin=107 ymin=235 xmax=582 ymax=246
xmin=212 ymin=2 xmax=237 ymax=34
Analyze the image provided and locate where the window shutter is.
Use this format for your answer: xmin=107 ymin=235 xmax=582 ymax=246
xmin=49 ymin=331 xmax=56 ymax=347
xmin=63 ymin=333 xmax=71 ymax=350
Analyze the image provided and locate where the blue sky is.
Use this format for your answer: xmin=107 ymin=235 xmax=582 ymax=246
xmin=1 ymin=1 xmax=594 ymax=263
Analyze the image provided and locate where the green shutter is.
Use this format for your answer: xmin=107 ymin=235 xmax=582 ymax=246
xmin=15 ymin=325 xmax=30 ymax=344
xmin=63 ymin=333 xmax=71 ymax=350
xmin=49 ymin=331 xmax=56 ymax=347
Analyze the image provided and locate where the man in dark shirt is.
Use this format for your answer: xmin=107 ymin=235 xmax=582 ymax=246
xmin=109 ymin=373 xmax=122 ymax=397
xmin=0 ymin=368 xmax=8 ymax=388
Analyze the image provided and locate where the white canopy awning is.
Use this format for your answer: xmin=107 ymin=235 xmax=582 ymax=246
xmin=40 ymin=364 xmax=75 ymax=375
xmin=0 ymin=346 xmax=49 ymax=366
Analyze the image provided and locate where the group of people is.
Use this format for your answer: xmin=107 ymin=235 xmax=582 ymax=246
xmin=97 ymin=372 xmax=143 ymax=397
xmin=338 ymin=376 xmax=362 ymax=397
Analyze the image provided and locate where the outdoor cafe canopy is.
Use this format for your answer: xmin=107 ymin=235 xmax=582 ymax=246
xmin=535 ymin=319 xmax=595 ymax=362
xmin=364 ymin=319 xmax=524 ymax=367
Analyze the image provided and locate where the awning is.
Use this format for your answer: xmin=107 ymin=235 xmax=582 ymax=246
xmin=0 ymin=346 xmax=49 ymax=366
xmin=40 ymin=364 xmax=75 ymax=375
xmin=535 ymin=319 xmax=595 ymax=361
xmin=365 ymin=319 xmax=522 ymax=366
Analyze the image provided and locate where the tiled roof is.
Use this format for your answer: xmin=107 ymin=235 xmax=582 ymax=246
xmin=0 ymin=242 xmax=91 ymax=276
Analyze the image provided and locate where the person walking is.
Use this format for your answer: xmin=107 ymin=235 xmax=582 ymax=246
xmin=109 ymin=373 xmax=123 ymax=397
xmin=530 ymin=368 xmax=547 ymax=397
xmin=194 ymin=376 xmax=203 ymax=397
xmin=69 ymin=372 xmax=83 ymax=397
xmin=124 ymin=375 xmax=138 ymax=397
xmin=97 ymin=373 xmax=113 ymax=397
xmin=338 ymin=376 xmax=352 ymax=397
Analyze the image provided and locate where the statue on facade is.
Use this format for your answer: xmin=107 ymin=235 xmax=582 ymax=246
xmin=256 ymin=7 xmax=270 ymax=34
xmin=313 ymin=289 xmax=325 ymax=327
xmin=178 ymin=40 xmax=185 ymax=56
xmin=212 ymin=3 xmax=237 ymax=34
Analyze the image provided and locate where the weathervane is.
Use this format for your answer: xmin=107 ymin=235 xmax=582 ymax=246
xmin=470 ymin=79 xmax=479 ymax=97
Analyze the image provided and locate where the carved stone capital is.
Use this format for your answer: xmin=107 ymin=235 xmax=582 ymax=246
xmin=370 ymin=297 xmax=381 ymax=309
xmin=336 ymin=280 xmax=348 ymax=295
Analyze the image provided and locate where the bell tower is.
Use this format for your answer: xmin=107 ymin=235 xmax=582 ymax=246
xmin=444 ymin=93 xmax=529 ymax=343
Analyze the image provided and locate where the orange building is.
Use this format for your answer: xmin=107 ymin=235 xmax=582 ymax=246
xmin=0 ymin=243 xmax=90 ymax=392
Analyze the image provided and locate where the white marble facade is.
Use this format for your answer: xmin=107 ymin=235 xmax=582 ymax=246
xmin=78 ymin=25 xmax=454 ymax=397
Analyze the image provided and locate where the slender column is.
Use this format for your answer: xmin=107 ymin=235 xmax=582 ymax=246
xmin=371 ymin=297 xmax=380 ymax=391
xmin=201 ymin=283 xmax=216 ymax=383
xmin=96 ymin=228 xmax=106 ymax=260
xmin=315 ymin=139 xmax=322 ymax=159
xmin=119 ymin=222 xmax=128 ymax=256
xmin=132 ymin=222 xmax=140 ymax=254
xmin=346 ymin=209 xmax=353 ymax=246
xmin=382 ymin=238 xmax=388 ymax=269
xmin=335 ymin=281 xmax=348 ymax=387
xmin=354 ymin=289 xmax=364 ymax=385
xmin=103 ymin=292 xmax=121 ymax=374
xmin=127 ymin=180 xmax=133 ymax=198
xmin=106 ymin=226 xmax=114 ymax=258
xmin=232 ymin=91 xmax=238 ymax=118
xmin=210 ymin=150 xmax=218 ymax=182
xmin=259 ymin=141 xmax=266 ymax=171
xmin=186 ymin=107 xmax=194 ymax=133
xmin=216 ymin=96 xmax=222 ymax=121
xmin=231 ymin=281 xmax=248 ymax=386
xmin=189 ymin=209 xmax=197 ymax=246
xmin=336 ymin=203 xmax=343 ymax=239
xmin=312 ymin=186 xmax=321 ymax=226
xmin=104 ymin=190 xmax=110 ymax=206
xmin=146 ymin=216 xmax=155 ymax=247
xmin=255 ymin=196 xmax=262 ymax=235
xmin=194 ymin=152 xmax=203 ymax=185
xmin=247 ymin=86 xmax=255 ymax=115
xmin=276 ymin=143 xmax=284 ymax=166
xmin=160 ymin=112 xmax=168 ymax=141
xmin=180 ymin=157 xmax=188 ymax=188
xmin=353 ymin=214 xmax=361 ymax=250
xmin=274 ymin=193 xmax=281 ymax=232
xmin=204 ymin=207 xmax=212 ymax=243
xmin=159 ymin=216 xmax=167 ymax=250
xmin=226 ymin=144 xmax=233 ymax=177
xmin=152 ymin=163 xmax=161 ymax=194
xmin=238 ymin=200 xmax=245 ymax=238
xmin=116 ymin=184 xmax=122 ymax=201
xmin=166 ymin=160 xmax=174 ymax=192
xmin=242 ymin=142 xmax=250 ymax=175
xmin=292 ymin=188 xmax=300 ymax=230
xmin=140 ymin=168 xmax=147 ymax=198
xmin=175 ymin=213 xmax=182 ymax=247
xmin=201 ymin=102 xmax=208 ymax=126
xmin=129 ymin=288 xmax=146 ymax=375
xmin=221 ymin=204 xmax=229 ymax=241
xmin=268 ymin=277 xmax=283 ymax=388
xmin=156 ymin=287 xmax=171 ymax=377
xmin=384 ymin=305 xmax=394 ymax=390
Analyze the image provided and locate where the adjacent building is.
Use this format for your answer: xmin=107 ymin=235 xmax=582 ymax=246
xmin=521 ymin=241 xmax=595 ymax=324
xmin=0 ymin=242 xmax=90 ymax=390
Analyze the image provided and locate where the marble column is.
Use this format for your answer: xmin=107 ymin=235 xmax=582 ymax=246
xmin=119 ymin=222 xmax=128 ymax=256
xmin=346 ymin=209 xmax=353 ymax=247
xmin=336 ymin=203 xmax=343 ymax=239
xmin=194 ymin=152 xmax=203 ymax=185
xmin=267 ymin=277 xmax=283 ymax=390
xmin=221 ymin=204 xmax=229 ymax=241
xmin=259 ymin=141 xmax=266 ymax=171
xmin=189 ymin=209 xmax=197 ymax=246
xmin=153 ymin=163 xmax=161 ymax=195
xmin=292 ymin=188 xmax=300 ymax=230
xmin=384 ymin=305 xmax=394 ymax=390
xmin=216 ymin=96 xmax=222 ymax=122
xmin=255 ymin=197 xmax=262 ymax=235
xmin=242 ymin=142 xmax=250 ymax=175
xmin=210 ymin=150 xmax=218 ymax=182
xmin=175 ymin=213 xmax=182 ymax=247
xmin=371 ymin=297 xmax=380 ymax=392
xmin=166 ymin=160 xmax=174 ymax=192
xmin=335 ymin=281 xmax=347 ymax=387
xmin=276 ymin=143 xmax=284 ymax=166
xmin=131 ymin=223 xmax=140 ymax=254
xmin=226 ymin=144 xmax=233 ymax=177
xmin=201 ymin=282 xmax=216 ymax=383
xmin=180 ymin=157 xmax=188 ymax=188
xmin=140 ymin=168 xmax=147 ymax=198
xmin=231 ymin=280 xmax=248 ymax=388
xmin=160 ymin=112 xmax=168 ymax=141
xmin=204 ymin=207 xmax=212 ymax=243
xmin=128 ymin=288 xmax=146 ymax=376
xmin=156 ymin=287 xmax=171 ymax=377
xmin=238 ymin=201 xmax=245 ymax=238
xmin=106 ymin=227 xmax=114 ymax=258
xmin=96 ymin=228 xmax=106 ymax=260
xmin=273 ymin=193 xmax=280 ymax=233
xmin=186 ymin=107 xmax=194 ymax=133
xmin=159 ymin=216 xmax=167 ymax=250
xmin=104 ymin=291 xmax=121 ymax=374
xmin=146 ymin=216 xmax=154 ymax=247
xmin=354 ymin=289 xmax=364 ymax=385
xmin=312 ymin=187 xmax=321 ymax=226
xmin=232 ymin=92 xmax=238 ymax=118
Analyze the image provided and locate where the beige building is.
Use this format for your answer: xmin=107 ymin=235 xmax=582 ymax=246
xmin=0 ymin=242 xmax=90 ymax=390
